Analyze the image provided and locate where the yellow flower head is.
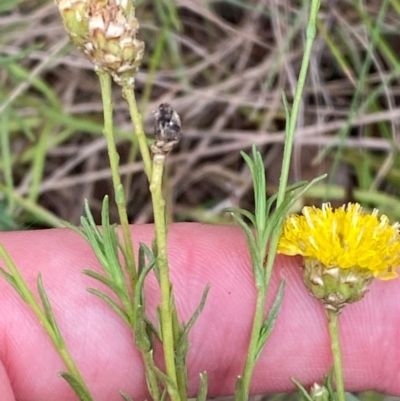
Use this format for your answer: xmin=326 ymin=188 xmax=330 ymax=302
xmin=278 ymin=203 xmax=400 ymax=280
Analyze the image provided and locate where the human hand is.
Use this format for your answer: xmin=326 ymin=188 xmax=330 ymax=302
xmin=0 ymin=223 xmax=398 ymax=401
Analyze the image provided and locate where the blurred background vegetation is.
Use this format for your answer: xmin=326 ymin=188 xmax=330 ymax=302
xmin=1 ymin=0 xmax=400 ymax=230
xmin=1 ymin=0 xmax=400 ymax=399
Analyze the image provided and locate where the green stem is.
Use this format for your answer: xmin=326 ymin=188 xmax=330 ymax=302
xmin=97 ymin=70 xmax=137 ymax=285
xmin=0 ymin=245 xmax=94 ymax=401
xmin=0 ymin=183 xmax=64 ymax=228
xmin=238 ymin=283 xmax=267 ymax=400
xmin=138 ymin=336 xmax=162 ymax=401
xmin=276 ymin=0 xmax=320 ymax=208
xmin=0 ymin=110 xmax=14 ymax=212
xmin=149 ymin=154 xmax=180 ymax=401
xmin=122 ymin=85 xmax=153 ymax=180
xmin=239 ymin=1 xmax=321 ymax=400
xmin=327 ymin=312 xmax=346 ymax=401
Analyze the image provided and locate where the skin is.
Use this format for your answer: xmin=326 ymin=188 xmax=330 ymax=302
xmin=0 ymin=223 xmax=399 ymax=401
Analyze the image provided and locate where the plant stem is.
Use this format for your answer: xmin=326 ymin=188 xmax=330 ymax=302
xmin=122 ymin=85 xmax=153 ymax=180
xmin=0 ymin=245 xmax=94 ymax=401
xmin=239 ymin=283 xmax=266 ymax=400
xmin=327 ymin=312 xmax=346 ymax=401
xmin=140 ymin=342 xmax=162 ymax=401
xmin=276 ymin=0 xmax=320 ymax=208
xmin=97 ymin=70 xmax=136 ymax=285
xmin=239 ymin=1 xmax=321 ymax=400
xmin=149 ymin=153 xmax=180 ymax=401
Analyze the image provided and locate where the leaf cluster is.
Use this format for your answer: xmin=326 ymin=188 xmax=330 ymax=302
xmin=228 ymin=146 xmax=325 ymax=360
xmin=69 ymin=195 xmax=210 ymax=401
xmin=0 ymin=244 xmax=95 ymax=401
xmin=228 ymin=146 xmax=326 ymax=401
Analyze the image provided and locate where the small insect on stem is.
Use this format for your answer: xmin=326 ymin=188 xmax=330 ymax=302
xmin=151 ymin=103 xmax=181 ymax=156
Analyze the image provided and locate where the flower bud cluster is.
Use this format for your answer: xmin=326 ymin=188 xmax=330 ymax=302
xmin=56 ymin=0 xmax=144 ymax=86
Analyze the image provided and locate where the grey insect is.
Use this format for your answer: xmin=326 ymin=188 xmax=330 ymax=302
xmin=154 ymin=103 xmax=181 ymax=142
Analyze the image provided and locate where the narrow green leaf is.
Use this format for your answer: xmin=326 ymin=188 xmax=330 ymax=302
xmin=0 ymin=267 xmax=27 ymax=302
xmin=138 ymin=243 xmax=146 ymax=276
xmin=119 ymin=242 xmax=129 ymax=275
xmin=264 ymin=180 xmax=308 ymax=219
xmin=144 ymin=315 xmax=160 ymax=341
xmin=151 ymin=239 xmax=160 ymax=283
xmin=84 ymin=198 xmax=104 ymax=244
xmin=156 ymin=306 xmax=163 ymax=341
xmin=265 ymin=174 xmax=326 ymax=246
xmin=83 ymin=269 xmax=124 ymax=297
xmin=255 ymin=280 xmax=286 ymax=360
xmin=184 ymin=284 xmax=209 ymax=334
xmin=0 ymin=267 xmax=14 ymax=286
xmin=176 ymin=284 xmax=210 ymax=361
xmin=234 ymin=376 xmax=245 ymax=401
xmin=37 ymin=273 xmax=63 ymax=347
xmin=138 ymin=243 xmax=156 ymax=274
xmin=289 ymin=174 xmax=327 ymax=206
xmin=140 ymin=243 xmax=156 ymax=270
xmin=63 ymin=220 xmax=85 ymax=236
xmin=78 ymin=198 xmax=133 ymax=317
xmin=230 ymin=212 xmax=263 ymax=287
xmin=291 ymin=377 xmax=314 ymax=401
xmin=284 ymin=180 xmax=310 ymax=192
xmin=324 ymin=368 xmax=335 ymax=396
xmin=224 ymin=207 xmax=256 ymax=228
xmin=171 ymin=302 xmax=187 ymax=367
xmin=79 ymin=217 xmax=110 ymax=273
xmin=120 ymin=390 xmax=135 ymax=401
xmin=195 ymin=372 xmax=208 ymax=401
xmin=241 ymin=147 xmax=268 ymax=235
xmin=132 ymin=248 xmax=157 ymax=341
xmin=101 ymin=206 xmax=124 ymax=286
xmin=133 ymin=253 xmax=155 ymax=314
xmin=134 ymin=305 xmax=152 ymax=352
xmin=151 ymin=364 xmax=179 ymax=395
xmin=160 ymin=388 xmax=168 ymax=401
xmin=175 ymin=331 xmax=189 ymax=365
xmin=240 ymin=151 xmax=254 ymax=174
xmin=87 ymin=288 xmax=130 ymax=324
xmin=59 ymin=371 xmax=94 ymax=401
xmin=261 ymin=174 xmax=327 ymax=250
xmin=261 ymin=198 xmax=292 ymax=248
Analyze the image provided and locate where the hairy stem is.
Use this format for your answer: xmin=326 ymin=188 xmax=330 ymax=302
xmin=97 ymin=70 xmax=137 ymax=286
xmin=150 ymin=153 xmax=181 ymax=401
xmin=277 ymin=0 xmax=320 ymax=208
xmin=327 ymin=312 xmax=346 ymax=401
xmin=238 ymin=283 xmax=267 ymax=400
xmin=122 ymin=85 xmax=153 ymax=180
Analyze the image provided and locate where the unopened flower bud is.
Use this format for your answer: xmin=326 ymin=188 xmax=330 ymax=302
xmin=310 ymin=383 xmax=329 ymax=401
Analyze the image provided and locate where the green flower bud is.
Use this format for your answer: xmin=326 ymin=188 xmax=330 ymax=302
xmin=303 ymin=257 xmax=374 ymax=315
xmin=310 ymin=383 xmax=330 ymax=401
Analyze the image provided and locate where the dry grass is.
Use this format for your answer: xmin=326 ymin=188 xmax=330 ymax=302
xmin=1 ymin=0 xmax=400 ymax=229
